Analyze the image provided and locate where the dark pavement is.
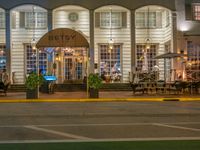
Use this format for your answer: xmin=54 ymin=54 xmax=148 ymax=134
xmin=0 ymin=101 xmax=200 ymax=143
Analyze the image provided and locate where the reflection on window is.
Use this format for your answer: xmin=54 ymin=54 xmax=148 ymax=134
xmin=0 ymin=11 xmax=5 ymax=29
xmin=100 ymin=12 xmax=122 ymax=28
xmin=187 ymin=41 xmax=200 ymax=80
xmin=136 ymin=44 xmax=157 ymax=71
xmin=193 ymin=4 xmax=200 ymax=20
xmin=25 ymin=44 xmax=47 ymax=74
xmin=135 ymin=11 xmax=162 ymax=28
xmin=99 ymin=44 xmax=121 ymax=82
xmin=25 ymin=12 xmax=47 ymax=28
xmin=0 ymin=45 xmax=6 ymax=71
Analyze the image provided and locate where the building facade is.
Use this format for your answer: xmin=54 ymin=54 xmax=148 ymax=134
xmin=0 ymin=0 xmax=199 ymax=84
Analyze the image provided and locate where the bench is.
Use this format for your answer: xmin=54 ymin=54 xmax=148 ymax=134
xmin=0 ymin=82 xmax=9 ymax=96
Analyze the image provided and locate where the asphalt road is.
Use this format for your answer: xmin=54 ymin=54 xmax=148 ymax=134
xmin=0 ymin=101 xmax=200 ymax=143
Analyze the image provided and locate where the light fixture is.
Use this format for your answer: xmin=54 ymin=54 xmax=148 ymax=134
xmin=31 ymin=38 xmax=36 ymax=50
xmin=145 ymin=7 xmax=151 ymax=50
xmin=30 ymin=6 xmax=37 ymax=51
xmin=108 ymin=7 xmax=114 ymax=77
xmin=108 ymin=8 xmax=114 ymax=51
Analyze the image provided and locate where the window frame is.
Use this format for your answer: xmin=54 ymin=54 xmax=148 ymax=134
xmin=99 ymin=11 xmax=122 ymax=29
xmin=24 ymin=44 xmax=48 ymax=75
xmin=136 ymin=44 xmax=158 ymax=72
xmin=192 ymin=3 xmax=200 ymax=21
xmin=0 ymin=44 xmax=6 ymax=71
xmin=98 ymin=43 xmax=122 ymax=79
xmin=0 ymin=11 xmax=5 ymax=29
xmin=135 ymin=11 xmax=162 ymax=29
xmin=25 ymin=11 xmax=47 ymax=29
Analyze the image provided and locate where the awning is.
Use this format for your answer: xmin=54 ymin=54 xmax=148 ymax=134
xmin=36 ymin=28 xmax=89 ymax=48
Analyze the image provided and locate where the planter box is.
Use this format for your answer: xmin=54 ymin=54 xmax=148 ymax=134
xmin=89 ymin=88 xmax=99 ymax=98
xmin=26 ymin=89 xmax=38 ymax=99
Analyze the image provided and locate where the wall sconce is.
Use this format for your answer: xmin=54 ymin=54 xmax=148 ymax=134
xmin=145 ymin=38 xmax=151 ymax=50
xmin=55 ymin=53 xmax=60 ymax=61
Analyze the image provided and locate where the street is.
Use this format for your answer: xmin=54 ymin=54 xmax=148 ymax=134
xmin=0 ymin=101 xmax=200 ymax=143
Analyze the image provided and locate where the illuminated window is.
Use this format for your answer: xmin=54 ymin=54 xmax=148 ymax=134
xmin=25 ymin=12 xmax=47 ymax=28
xmin=136 ymin=44 xmax=157 ymax=71
xmin=0 ymin=11 xmax=5 ymax=29
xmin=99 ymin=44 xmax=121 ymax=79
xmin=0 ymin=44 xmax=6 ymax=71
xmin=193 ymin=4 xmax=200 ymax=20
xmin=186 ymin=41 xmax=200 ymax=80
xmin=25 ymin=44 xmax=47 ymax=74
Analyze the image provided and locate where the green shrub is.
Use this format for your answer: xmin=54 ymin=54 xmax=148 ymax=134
xmin=88 ymin=73 xmax=102 ymax=89
xmin=25 ymin=73 xmax=44 ymax=90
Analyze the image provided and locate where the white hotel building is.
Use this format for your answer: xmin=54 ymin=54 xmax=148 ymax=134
xmin=0 ymin=0 xmax=199 ymax=85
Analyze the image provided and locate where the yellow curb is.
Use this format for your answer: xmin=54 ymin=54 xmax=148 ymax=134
xmin=0 ymin=97 xmax=199 ymax=103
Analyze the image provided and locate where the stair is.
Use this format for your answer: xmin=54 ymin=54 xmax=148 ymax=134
xmin=8 ymin=84 xmax=26 ymax=92
xmin=7 ymin=83 xmax=132 ymax=92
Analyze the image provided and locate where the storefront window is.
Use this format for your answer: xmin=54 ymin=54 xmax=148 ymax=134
xmin=25 ymin=44 xmax=47 ymax=74
xmin=99 ymin=44 xmax=121 ymax=82
xmin=187 ymin=41 xmax=200 ymax=80
xmin=136 ymin=44 xmax=157 ymax=71
xmin=0 ymin=44 xmax=6 ymax=71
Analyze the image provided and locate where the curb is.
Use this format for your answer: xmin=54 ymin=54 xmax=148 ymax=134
xmin=0 ymin=98 xmax=199 ymax=103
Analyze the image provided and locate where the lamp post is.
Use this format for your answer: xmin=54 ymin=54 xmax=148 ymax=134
xmin=108 ymin=38 xmax=114 ymax=76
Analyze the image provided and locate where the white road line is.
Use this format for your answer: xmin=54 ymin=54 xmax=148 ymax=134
xmin=24 ymin=125 xmax=92 ymax=140
xmin=0 ymin=137 xmax=200 ymax=144
xmin=153 ymin=123 xmax=200 ymax=132
xmin=0 ymin=122 xmax=200 ymax=128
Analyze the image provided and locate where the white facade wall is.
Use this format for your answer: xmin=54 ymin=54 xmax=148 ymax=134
xmin=135 ymin=7 xmax=172 ymax=80
xmin=94 ymin=6 xmax=131 ymax=82
xmin=10 ymin=6 xmax=48 ymax=84
xmin=53 ymin=6 xmax=90 ymax=39
xmin=0 ymin=8 xmax=5 ymax=44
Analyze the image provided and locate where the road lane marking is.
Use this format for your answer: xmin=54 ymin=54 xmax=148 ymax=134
xmin=0 ymin=137 xmax=200 ymax=144
xmin=153 ymin=123 xmax=200 ymax=132
xmin=24 ymin=125 xmax=92 ymax=140
xmin=0 ymin=122 xmax=200 ymax=128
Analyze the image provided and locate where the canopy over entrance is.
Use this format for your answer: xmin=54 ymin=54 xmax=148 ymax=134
xmin=36 ymin=28 xmax=89 ymax=48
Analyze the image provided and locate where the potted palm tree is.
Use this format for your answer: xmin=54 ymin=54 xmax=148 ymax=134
xmin=88 ymin=73 xmax=102 ymax=98
xmin=25 ymin=72 xmax=44 ymax=99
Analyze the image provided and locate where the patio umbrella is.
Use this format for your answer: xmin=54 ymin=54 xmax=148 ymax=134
xmin=154 ymin=52 xmax=187 ymax=59
xmin=154 ymin=52 xmax=187 ymax=81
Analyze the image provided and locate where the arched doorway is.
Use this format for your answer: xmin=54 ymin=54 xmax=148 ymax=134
xmin=36 ymin=28 xmax=89 ymax=83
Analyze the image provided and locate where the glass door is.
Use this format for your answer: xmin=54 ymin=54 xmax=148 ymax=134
xmin=64 ymin=56 xmax=85 ymax=81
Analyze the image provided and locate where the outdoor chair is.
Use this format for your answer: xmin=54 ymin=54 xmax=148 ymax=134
xmin=168 ymin=81 xmax=187 ymax=94
xmin=156 ymin=80 xmax=165 ymax=94
xmin=188 ymin=81 xmax=200 ymax=94
xmin=131 ymin=83 xmax=144 ymax=94
xmin=0 ymin=82 xmax=9 ymax=96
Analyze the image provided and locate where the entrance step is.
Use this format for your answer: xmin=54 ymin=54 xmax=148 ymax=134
xmin=101 ymin=83 xmax=132 ymax=91
xmin=55 ymin=83 xmax=132 ymax=91
xmin=8 ymin=84 xmax=26 ymax=92
xmin=8 ymin=83 xmax=132 ymax=92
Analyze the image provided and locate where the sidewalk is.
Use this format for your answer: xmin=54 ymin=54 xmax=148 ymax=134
xmin=0 ymin=91 xmax=200 ymax=102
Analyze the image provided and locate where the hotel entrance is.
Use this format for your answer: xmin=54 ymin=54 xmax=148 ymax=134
xmin=35 ymin=28 xmax=89 ymax=84
xmin=54 ymin=47 xmax=87 ymax=83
